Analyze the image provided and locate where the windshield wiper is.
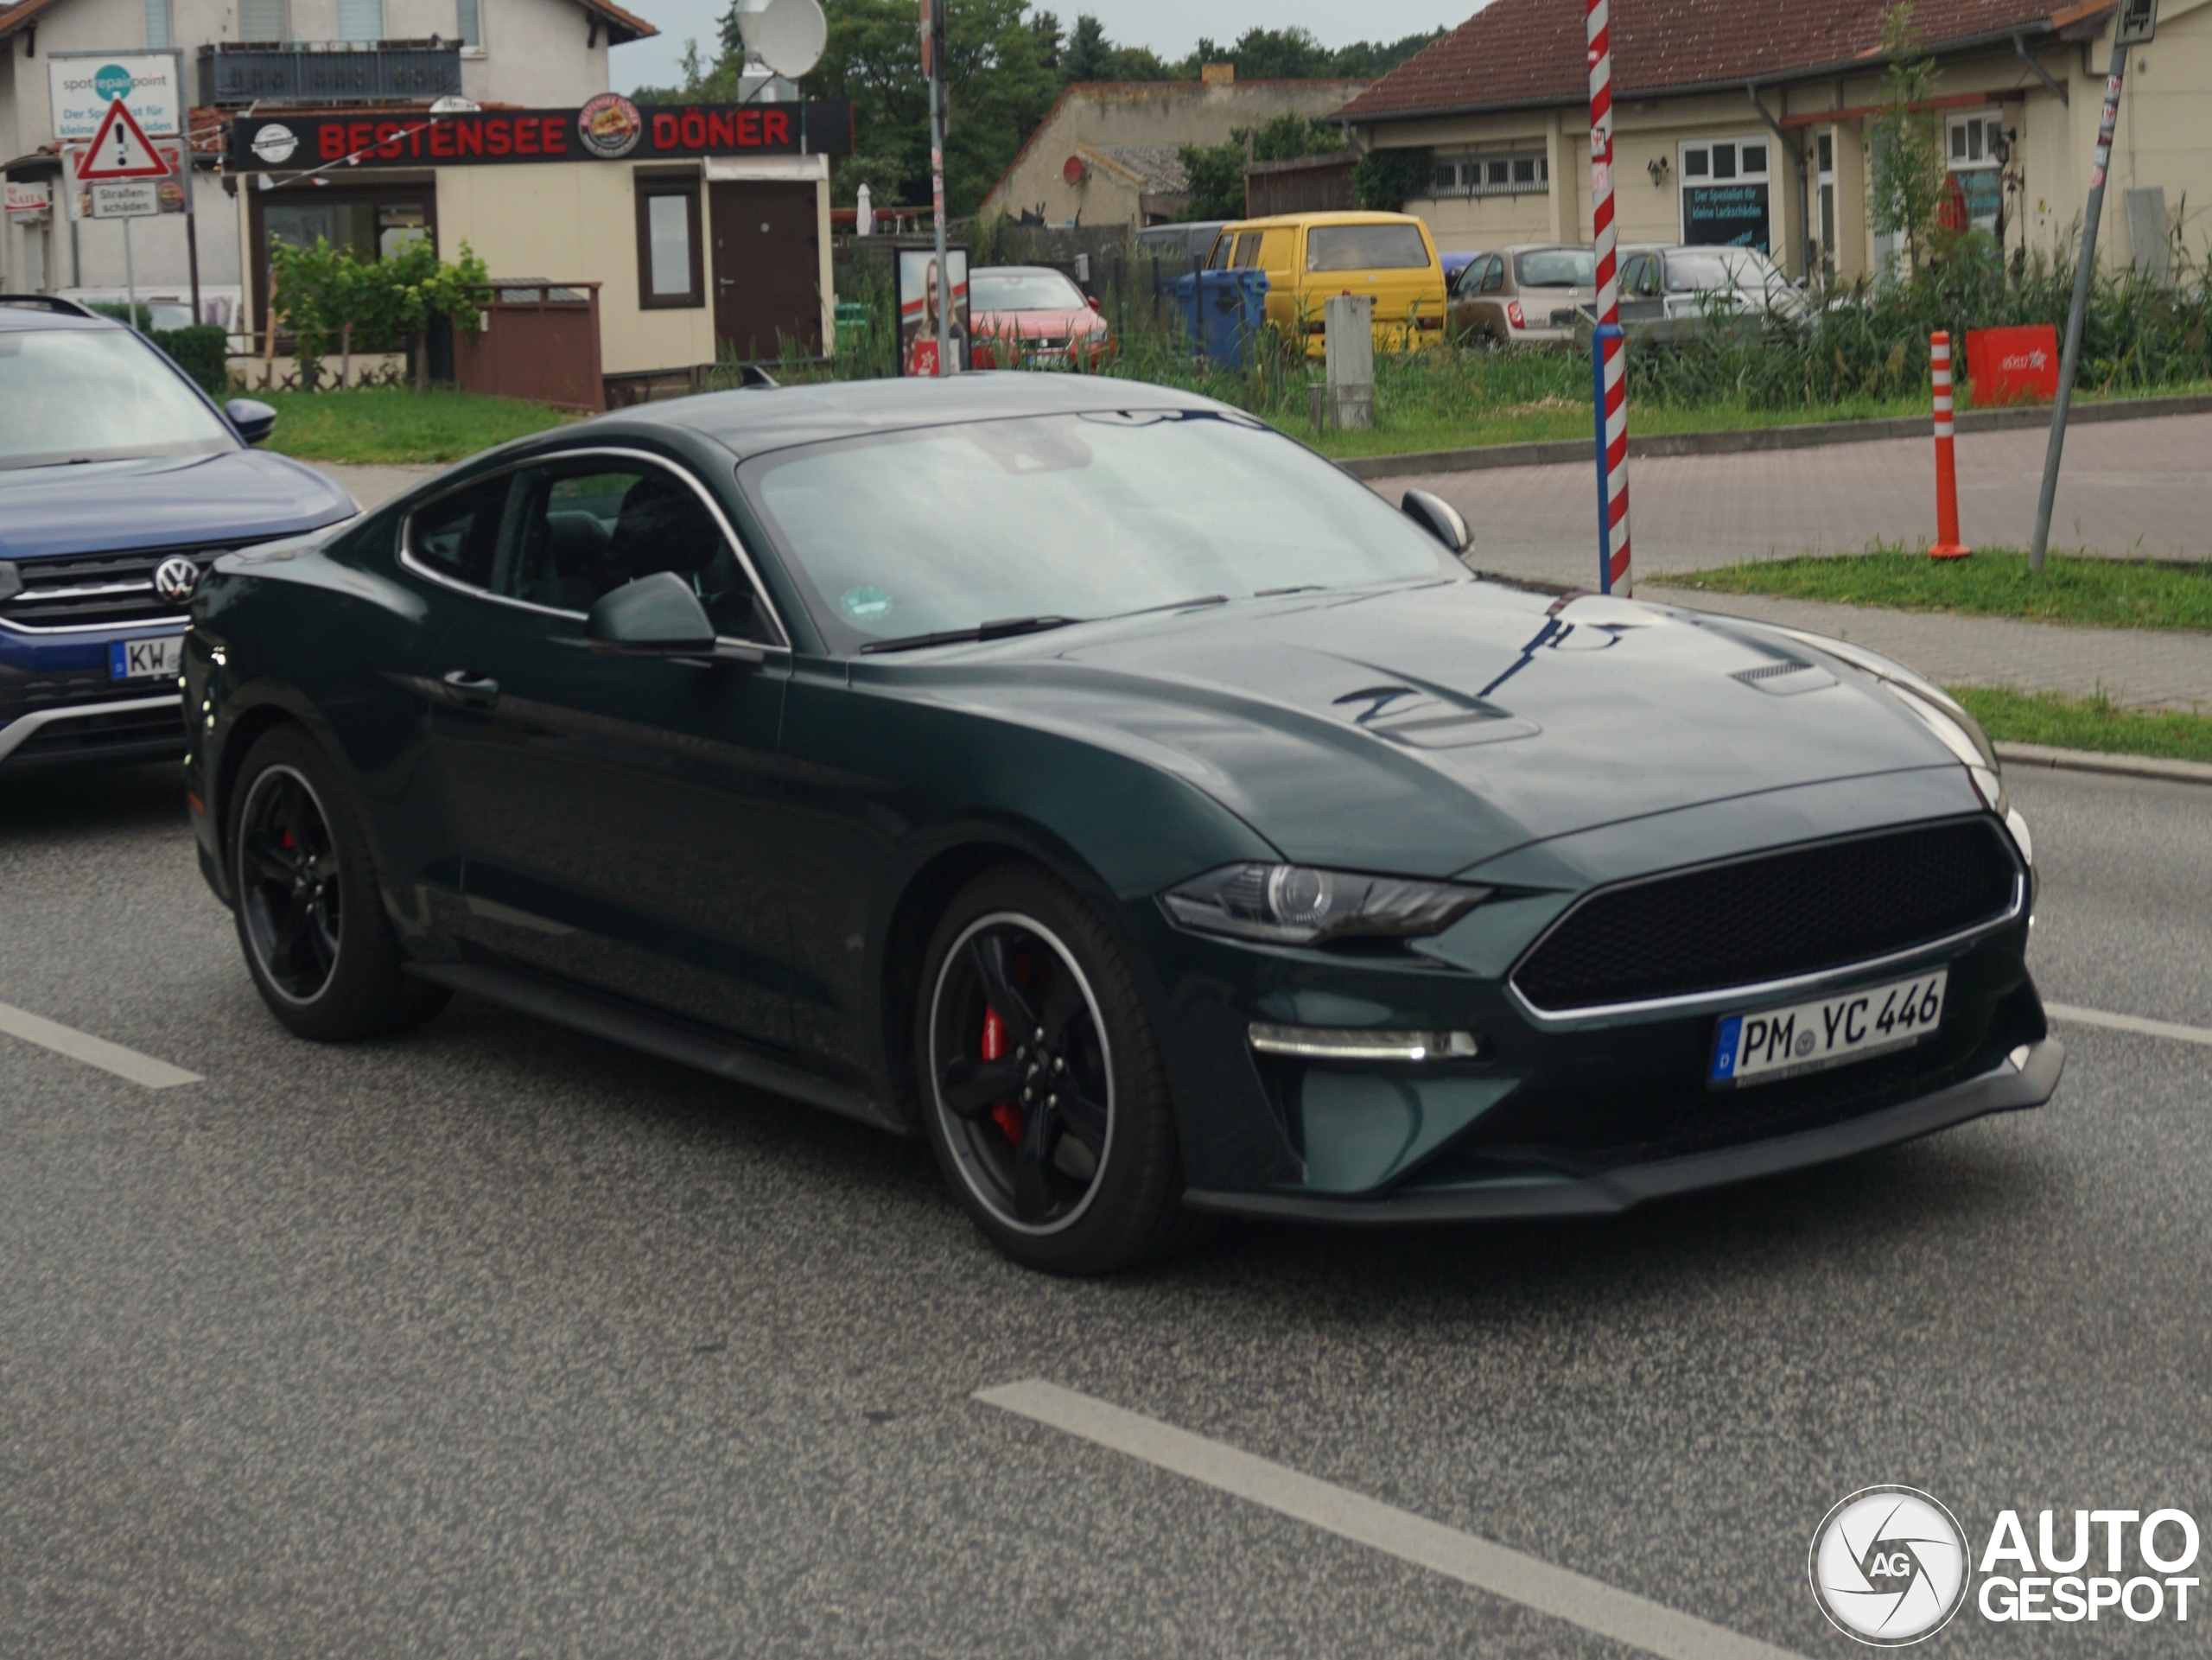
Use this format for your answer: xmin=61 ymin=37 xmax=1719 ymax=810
xmin=859 ymin=614 xmax=1084 ymax=654
xmin=1253 ymin=584 xmax=1325 ymax=597
xmin=1109 ymin=594 xmax=1229 ymax=620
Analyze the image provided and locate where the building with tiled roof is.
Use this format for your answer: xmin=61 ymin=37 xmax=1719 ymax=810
xmin=1332 ymin=0 xmax=2209 ymax=277
xmin=981 ymin=77 xmax=1370 ymax=228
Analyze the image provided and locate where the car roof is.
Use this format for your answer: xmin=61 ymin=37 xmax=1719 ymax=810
xmin=969 ymin=265 xmax=1078 ymax=278
xmin=608 ymin=372 xmax=1235 ymax=461
xmin=0 ymin=300 xmax=121 ymax=334
xmin=1220 ymin=211 xmax=1424 ymax=231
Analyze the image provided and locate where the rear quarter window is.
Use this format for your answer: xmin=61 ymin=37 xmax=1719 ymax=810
xmin=406 ymin=474 xmax=510 ymax=590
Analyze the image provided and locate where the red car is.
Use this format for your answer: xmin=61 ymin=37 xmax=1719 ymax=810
xmin=968 ymin=266 xmax=1112 ymax=369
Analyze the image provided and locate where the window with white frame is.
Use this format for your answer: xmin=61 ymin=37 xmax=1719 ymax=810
xmin=456 ymin=0 xmax=482 ymax=48
xmin=1429 ymin=150 xmax=1549 ymax=198
xmin=1676 ymin=137 xmax=1773 ymax=252
xmin=335 ymin=0 xmax=385 ymax=43
xmin=238 ymin=0 xmax=289 ymax=41
xmin=143 ymin=0 xmax=172 ymax=48
xmin=1945 ymin=111 xmax=2005 ymax=230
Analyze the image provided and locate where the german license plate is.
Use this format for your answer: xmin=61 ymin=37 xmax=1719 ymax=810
xmin=109 ymin=636 xmax=184 ymax=681
xmin=1709 ymin=970 xmax=1948 ymax=1088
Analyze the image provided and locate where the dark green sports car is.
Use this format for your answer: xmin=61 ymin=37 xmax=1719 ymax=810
xmin=183 ymin=375 xmax=2059 ymax=1273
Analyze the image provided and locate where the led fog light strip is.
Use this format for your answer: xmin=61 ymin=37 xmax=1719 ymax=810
xmin=1248 ymin=1023 xmax=1482 ymax=1062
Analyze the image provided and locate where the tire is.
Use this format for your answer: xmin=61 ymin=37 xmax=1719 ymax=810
xmin=915 ymin=865 xmax=1211 ymax=1275
xmin=227 ymin=724 xmax=448 ymax=1041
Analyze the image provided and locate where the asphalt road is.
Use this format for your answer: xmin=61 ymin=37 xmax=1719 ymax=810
xmin=3 ymin=761 xmax=2208 ymax=1657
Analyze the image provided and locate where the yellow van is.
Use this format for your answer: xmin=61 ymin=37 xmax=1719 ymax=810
xmin=1206 ymin=211 xmax=1447 ymax=356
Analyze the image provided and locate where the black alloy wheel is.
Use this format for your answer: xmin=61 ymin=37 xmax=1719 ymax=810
xmin=238 ymin=763 xmax=343 ymax=1004
xmin=227 ymin=725 xmax=448 ymax=1041
xmin=917 ymin=866 xmax=1209 ymax=1275
xmin=931 ymin=912 xmax=1116 ymax=1232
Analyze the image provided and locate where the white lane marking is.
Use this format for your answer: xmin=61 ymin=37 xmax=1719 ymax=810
xmin=0 ymin=1001 xmax=202 ymax=1089
xmin=975 ymin=1379 xmax=1807 ymax=1660
xmin=2047 ymin=1002 xmax=2212 ymax=1048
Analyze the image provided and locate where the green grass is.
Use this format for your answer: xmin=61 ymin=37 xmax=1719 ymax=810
xmin=1951 ymin=686 xmax=2212 ymax=764
xmin=258 ymin=388 xmax=575 ymax=465
xmin=1658 ymin=548 xmax=2212 ymax=633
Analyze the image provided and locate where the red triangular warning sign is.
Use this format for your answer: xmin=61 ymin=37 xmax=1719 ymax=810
xmin=77 ymin=99 xmax=171 ymax=181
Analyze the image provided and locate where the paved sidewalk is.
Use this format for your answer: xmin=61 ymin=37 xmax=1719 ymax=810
xmin=1379 ymin=410 xmax=2212 ymax=588
xmin=1640 ymin=585 xmax=2212 ymax=711
xmin=311 ymin=461 xmax=442 ymax=511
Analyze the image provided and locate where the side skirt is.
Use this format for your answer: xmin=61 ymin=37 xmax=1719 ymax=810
xmin=405 ymin=961 xmax=909 ymax=1136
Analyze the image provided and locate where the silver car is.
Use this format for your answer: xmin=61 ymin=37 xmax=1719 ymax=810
xmin=1617 ymin=245 xmax=1811 ymax=339
xmin=1447 ymin=244 xmax=1595 ymax=344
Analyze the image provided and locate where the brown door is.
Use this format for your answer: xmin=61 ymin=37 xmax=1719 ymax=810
xmin=709 ymin=181 xmax=821 ymax=359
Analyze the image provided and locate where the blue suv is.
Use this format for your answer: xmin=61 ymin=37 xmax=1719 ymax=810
xmin=0 ymin=297 xmax=357 ymax=774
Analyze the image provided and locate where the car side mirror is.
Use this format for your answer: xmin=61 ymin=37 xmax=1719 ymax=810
xmin=225 ymin=398 xmax=276 ymax=445
xmin=587 ymin=571 xmax=717 ymax=656
xmin=1402 ymin=487 xmax=1471 ymax=555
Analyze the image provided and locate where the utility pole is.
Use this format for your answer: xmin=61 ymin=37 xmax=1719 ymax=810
xmin=922 ymin=0 xmax=950 ymax=375
xmin=2031 ymin=0 xmax=2158 ymax=572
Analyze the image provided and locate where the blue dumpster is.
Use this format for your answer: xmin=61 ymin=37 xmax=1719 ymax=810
xmin=1172 ymin=268 xmax=1270 ymax=366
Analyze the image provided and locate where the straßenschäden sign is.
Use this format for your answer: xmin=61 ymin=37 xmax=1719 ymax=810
xmin=228 ymin=98 xmax=853 ymax=171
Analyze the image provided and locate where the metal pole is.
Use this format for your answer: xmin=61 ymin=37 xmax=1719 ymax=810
xmin=1592 ymin=323 xmax=1622 ymax=592
xmin=925 ymin=1 xmax=950 ymax=377
xmin=2030 ymin=38 xmax=2128 ymax=574
xmin=124 ymin=214 xmax=137 ymax=332
xmin=185 ymin=157 xmax=202 ymax=328
xmin=1586 ymin=0 xmax=1633 ymax=595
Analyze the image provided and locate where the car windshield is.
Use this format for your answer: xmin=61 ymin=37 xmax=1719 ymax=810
xmin=969 ymin=269 xmax=1088 ymax=313
xmin=1306 ymin=224 xmax=1430 ymax=271
xmin=1666 ymin=249 xmax=1786 ymax=292
xmin=1514 ymin=249 xmax=1595 ymax=288
xmin=0 ymin=327 xmax=234 ymax=470
xmin=745 ymin=410 xmax=1464 ymax=651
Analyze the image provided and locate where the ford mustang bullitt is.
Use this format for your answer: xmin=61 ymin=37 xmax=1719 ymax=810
xmin=182 ymin=375 xmax=2060 ymax=1273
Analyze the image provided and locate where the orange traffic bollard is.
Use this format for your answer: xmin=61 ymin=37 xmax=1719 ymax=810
xmin=1929 ymin=331 xmax=1970 ymax=559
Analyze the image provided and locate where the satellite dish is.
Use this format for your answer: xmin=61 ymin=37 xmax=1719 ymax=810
xmin=736 ymin=0 xmax=826 ymax=80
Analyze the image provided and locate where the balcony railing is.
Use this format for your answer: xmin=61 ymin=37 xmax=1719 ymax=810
xmin=197 ymin=41 xmax=463 ymax=107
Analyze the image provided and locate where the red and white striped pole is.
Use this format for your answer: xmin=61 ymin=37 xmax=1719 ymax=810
xmin=1586 ymin=0 xmax=1632 ymax=595
xmin=1929 ymin=331 xmax=1970 ymax=558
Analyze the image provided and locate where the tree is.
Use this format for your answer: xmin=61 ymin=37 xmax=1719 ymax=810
xmin=1178 ymin=141 xmax=1248 ymax=220
xmin=1060 ymin=13 xmax=1113 ymax=81
xmin=1870 ymin=0 xmax=1948 ymax=266
xmin=1173 ymin=25 xmax=1446 ymax=80
xmin=1353 ymin=147 xmax=1433 ymax=212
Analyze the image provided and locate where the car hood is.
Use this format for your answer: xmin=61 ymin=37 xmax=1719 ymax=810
xmin=0 ymin=448 xmax=358 ymax=562
xmin=868 ymin=581 xmax=1970 ymax=878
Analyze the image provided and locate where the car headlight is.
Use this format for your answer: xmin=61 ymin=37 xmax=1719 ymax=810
xmin=1161 ymin=863 xmax=1491 ymax=946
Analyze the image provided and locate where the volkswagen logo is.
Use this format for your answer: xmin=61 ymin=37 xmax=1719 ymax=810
xmin=1809 ymin=1486 xmax=1970 ymax=1645
xmin=153 ymin=556 xmax=202 ymax=604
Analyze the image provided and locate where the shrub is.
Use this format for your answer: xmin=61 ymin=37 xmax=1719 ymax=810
xmin=150 ymin=324 xmax=231 ymax=397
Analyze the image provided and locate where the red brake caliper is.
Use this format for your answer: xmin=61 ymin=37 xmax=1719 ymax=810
xmin=982 ymin=1007 xmax=1026 ymax=1145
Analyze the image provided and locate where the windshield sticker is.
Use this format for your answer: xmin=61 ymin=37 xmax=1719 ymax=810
xmin=842 ymin=587 xmax=893 ymax=621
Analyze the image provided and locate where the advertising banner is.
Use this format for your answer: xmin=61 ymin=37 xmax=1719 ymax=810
xmin=1681 ymin=182 xmax=1770 ymax=251
xmin=228 ymin=100 xmax=854 ymax=171
xmin=896 ymin=247 xmax=969 ymax=376
xmin=47 ymin=52 xmax=183 ymax=141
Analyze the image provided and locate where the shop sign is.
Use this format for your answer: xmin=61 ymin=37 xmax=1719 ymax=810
xmin=48 ymin=52 xmax=182 ymax=141
xmin=3 ymin=181 xmax=52 ymax=220
xmin=228 ymin=100 xmax=854 ymax=171
xmin=1681 ymin=181 xmax=1770 ymax=252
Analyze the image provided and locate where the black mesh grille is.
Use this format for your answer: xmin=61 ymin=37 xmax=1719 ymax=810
xmin=1513 ymin=819 xmax=2019 ymax=1013
xmin=0 ymin=545 xmax=219 ymax=631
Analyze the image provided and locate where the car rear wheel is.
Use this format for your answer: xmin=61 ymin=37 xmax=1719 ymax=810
xmin=916 ymin=866 xmax=1207 ymax=1275
xmin=230 ymin=725 xmax=448 ymax=1041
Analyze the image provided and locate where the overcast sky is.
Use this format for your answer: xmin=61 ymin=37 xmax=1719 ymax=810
xmin=611 ymin=0 xmax=1468 ymax=96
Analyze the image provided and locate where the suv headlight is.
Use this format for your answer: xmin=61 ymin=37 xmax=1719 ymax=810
xmin=1162 ymin=863 xmax=1491 ymax=946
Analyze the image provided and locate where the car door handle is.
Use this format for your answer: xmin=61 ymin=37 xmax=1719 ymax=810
xmin=441 ymin=669 xmax=500 ymax=709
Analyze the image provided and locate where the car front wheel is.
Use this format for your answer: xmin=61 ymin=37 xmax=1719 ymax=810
xmin=916 ymin=865 xmax=1207 ymax=1275
xmin=229 ymin=724 xmax=447 ymax=1041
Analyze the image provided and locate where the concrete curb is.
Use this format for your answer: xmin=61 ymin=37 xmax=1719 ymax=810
xmin=1996 ymin=741 xmax=2212 ymax=787
xmin=1340 ymin=391 xmax=2212 ymax=481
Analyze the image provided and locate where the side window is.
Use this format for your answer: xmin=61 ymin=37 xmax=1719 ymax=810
xmin=1205 ymin=232 xmax=1236 ymax=270
xmin=1231 ymin=232 xmax=1264 ymax=269
xmin=499 ymin=457 xmax=769 ymax=641
xmin=406 ymin=473 xmax=510 ymax=589
xmin=1624 ymin=253 xmax=1660 ymax=298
